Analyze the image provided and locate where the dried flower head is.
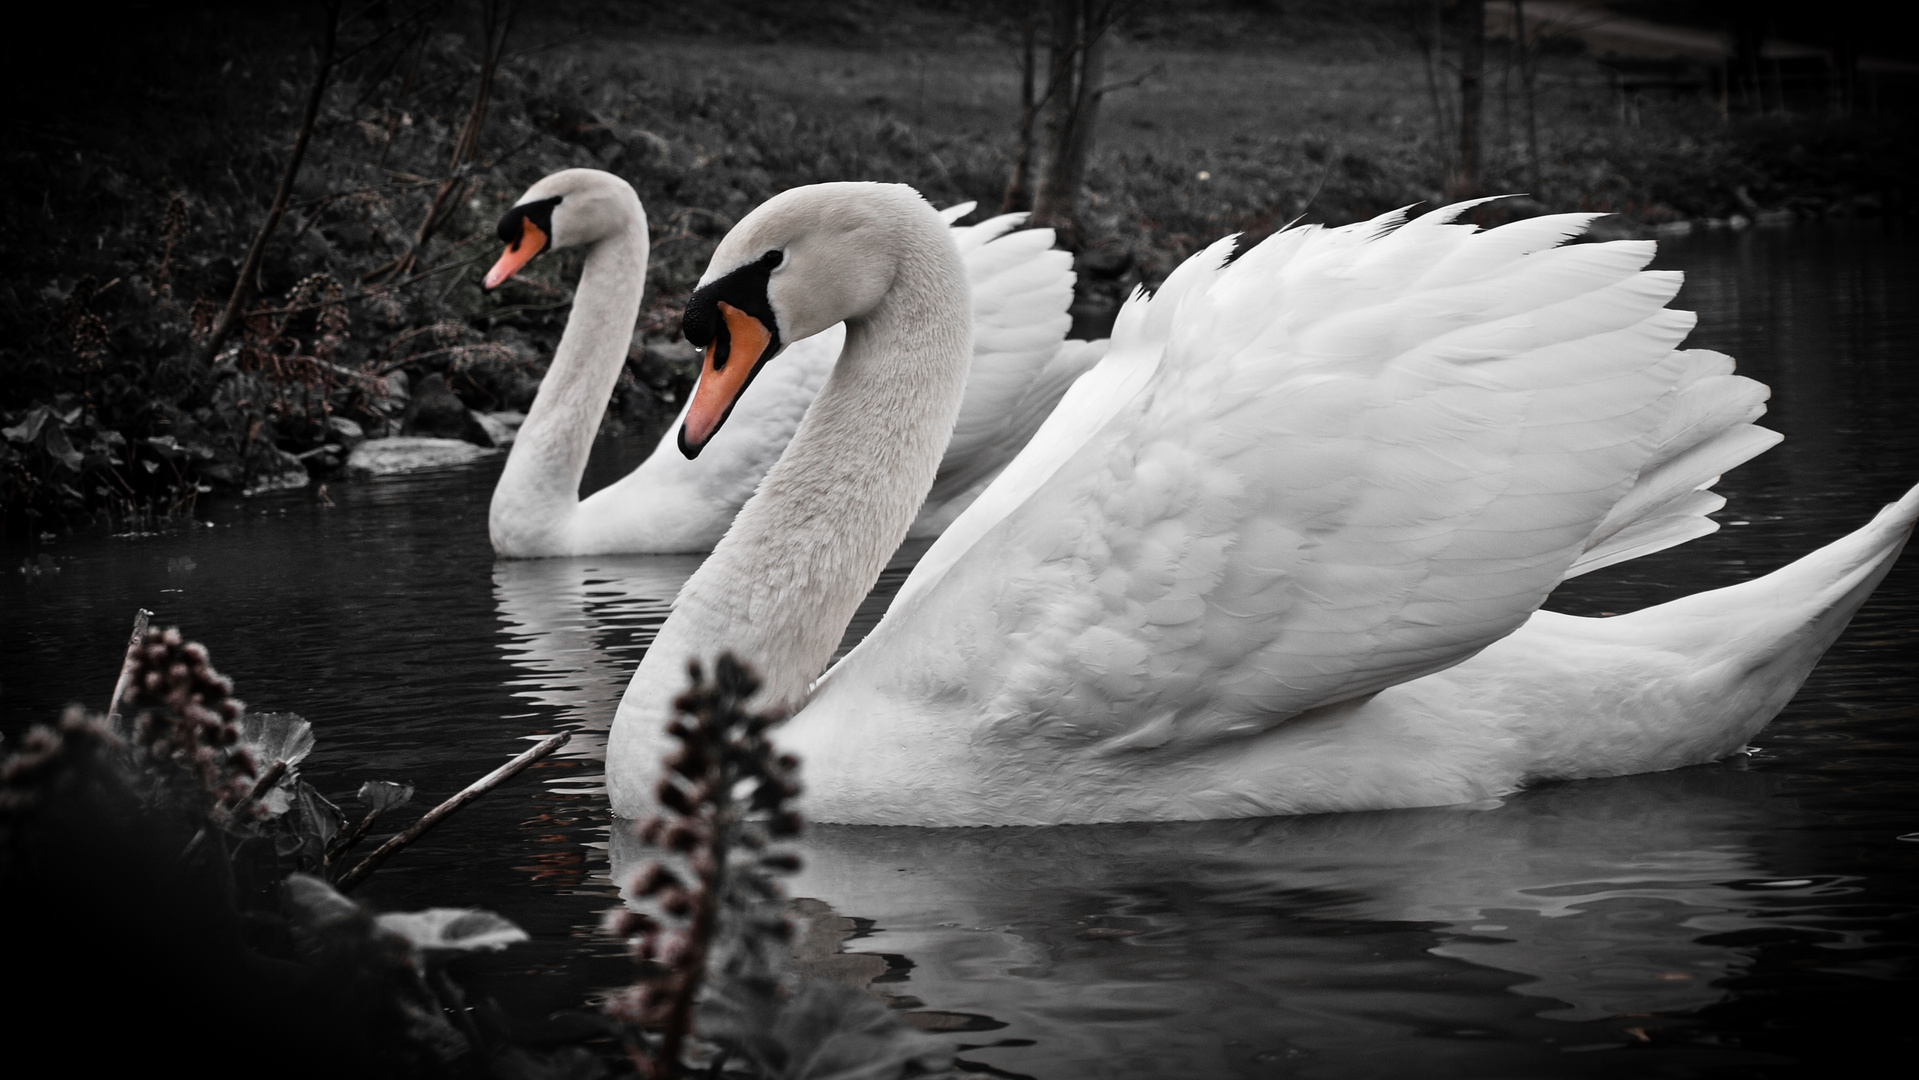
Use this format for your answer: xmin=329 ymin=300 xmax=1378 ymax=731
xmin=118 ymin=626 xmax=256 ymax=817
xmin=607 ymin=653 xmax=804 ymax=1076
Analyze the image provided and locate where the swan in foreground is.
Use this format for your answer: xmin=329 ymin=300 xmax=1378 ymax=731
xmin=607 ymin=182 xmax=1917 ymax=825
xmin=482 ymin=169 xmax=1104 ymax=557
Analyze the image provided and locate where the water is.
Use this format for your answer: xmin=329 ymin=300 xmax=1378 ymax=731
xmin=5 ymin=222 xmax=1916 ymax=1076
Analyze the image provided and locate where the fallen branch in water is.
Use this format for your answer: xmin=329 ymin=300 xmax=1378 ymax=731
xmin=335 ymin=731 xmax=568 ymax=892
xmin=325 ymin=781 xmax=416 ymax=868
xmin=105 ymin=608 xmax=152 ymax=724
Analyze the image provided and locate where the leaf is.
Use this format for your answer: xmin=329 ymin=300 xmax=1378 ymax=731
xmin=283 ymin=872 xmax=367 ymax=942
xmin=292 ymin=779 xmax=344 ymax=847
xmin=700 ymin=979 xmax=953 ymax=1080
xmin=2 ymin=406 xmax=50 ymax=444
xmin=356 ymin=779 xmax=415 ymax=814
xmin=42 ymin=424 xmax=83 ymax=472
xmin=235 ymin=711 xmax=315 ymax=770
xmin=375 ymin=908 xmax=530 ymax=954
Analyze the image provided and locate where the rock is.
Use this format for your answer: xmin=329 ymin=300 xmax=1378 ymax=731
xmin=402 ymin=373 xmax=491 ymax=445
xmin=631 ymin=339 xmax=700 ymax=394
xmin=345 ymin=437 xmax=498 ymax=477
xmin=243 ymin=446 xmax=311 ymax=496
xmin=471 ymin=410 xmax=518 ymax=448
xmin=324 ymin=415 xmax=365 ymax=450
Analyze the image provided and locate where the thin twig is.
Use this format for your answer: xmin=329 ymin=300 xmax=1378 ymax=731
xmin=1094 ymin=61 xmax=1163 ymax=96
xmin=199 ymin=1 xmax=343 ymax=364
xmin=335 ymin=731 xmax=569 ymax=892
xmin=226 ymin=759 xmax=290 ymax=823
xmin=106 ymin=609 xmax=152 ymax=723
xmin=325 ymin=803 xmax=392 ymax=866
xmin=247 ymin=249 xmax=490 ymax=318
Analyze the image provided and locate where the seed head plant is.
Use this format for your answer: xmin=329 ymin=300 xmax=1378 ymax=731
xmin=606 ymin=653 xmax=804 ymax=1078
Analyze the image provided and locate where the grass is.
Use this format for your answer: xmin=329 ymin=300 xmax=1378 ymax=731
xmin=2 ymin=0 xmax=1910 ymax=535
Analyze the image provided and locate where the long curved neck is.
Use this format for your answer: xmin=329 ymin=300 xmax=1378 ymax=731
xmin=489 ymin=221 xmax=648 ymax=556
xmin=651 ymin=219 xmax=973 ymax=710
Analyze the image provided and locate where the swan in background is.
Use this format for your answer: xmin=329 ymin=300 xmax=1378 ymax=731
xmin=482 ymin=168 xmax=1105 ymax=557
xmin=607 ymin=182 xmax=1917 ymax=825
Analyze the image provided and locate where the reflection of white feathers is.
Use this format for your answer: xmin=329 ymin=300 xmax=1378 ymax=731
xmin=574 ymin=203 xmax=1104 ymax=553
xmin=492 ymin=554 xmax=702 ymax=790
xmin=615 ymin=194 xmax=1913 ymax=825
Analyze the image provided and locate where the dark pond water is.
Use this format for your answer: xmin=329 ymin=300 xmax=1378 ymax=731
xmin=5 ymin=221 xmax=1917 ymax=1077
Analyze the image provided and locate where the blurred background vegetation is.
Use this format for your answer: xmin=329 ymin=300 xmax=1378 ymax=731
xmin=3 ymin=0 xmax=1912 ymax=539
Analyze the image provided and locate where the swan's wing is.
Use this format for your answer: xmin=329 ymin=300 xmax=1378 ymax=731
xmin=585 ymin=208 xmax=1077 ymax=551
xmin=1566 ymin=349 xmax=1780 ymax=575
xmin=831 ymin=205 xmax=1778 ymax=751
xmin=928 ymin=216 xmax=1083 ymax=505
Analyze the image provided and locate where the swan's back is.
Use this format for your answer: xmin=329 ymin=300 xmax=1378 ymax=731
xmin=578 ymin=206 xmax=1093 ymax=552
xmin=819 ymin=204 xmax=1780 ymax=756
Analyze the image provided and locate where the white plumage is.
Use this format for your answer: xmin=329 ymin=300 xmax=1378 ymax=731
xmin=487 ymin=174 xmax=1103 ymax=557
xmin=606 ymin=187 xmax=1916 ymax=826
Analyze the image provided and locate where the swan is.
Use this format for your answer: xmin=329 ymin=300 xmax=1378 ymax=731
xmin=481 ymin=168 xmax=1105 ymax=557
xmin=606 ymin=182 xmax=1918 ymax=825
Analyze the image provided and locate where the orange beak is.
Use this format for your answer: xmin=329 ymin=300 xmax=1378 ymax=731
xmin=681 ymin=302 xmax=774 ymax=456
xmin=482 ymin=218 xmax=548 ymax=291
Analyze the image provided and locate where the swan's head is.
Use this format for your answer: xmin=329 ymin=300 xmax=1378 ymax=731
xmin=482 ymin=168 xmax=643 ymax=291
xmin=676 ymin=182 xmax=934 ymax=458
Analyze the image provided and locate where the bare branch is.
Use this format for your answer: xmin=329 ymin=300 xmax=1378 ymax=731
xmin=197 ymin=0 xmax=344 ymax=366
xmin=335 ymin=731 xmax=569 ymax=892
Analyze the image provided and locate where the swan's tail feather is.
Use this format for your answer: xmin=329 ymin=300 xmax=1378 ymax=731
xmin=1567 ymin=350 xmax=1782 ymax=578
xmin=1626 ymin=483 xmax=1919 ymax=685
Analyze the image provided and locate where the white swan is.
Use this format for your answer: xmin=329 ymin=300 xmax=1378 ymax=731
xmin=482 ymin=168 xmax=1104 ymax=557
xmin=606 ymin=182 xmax=1918 ymax=825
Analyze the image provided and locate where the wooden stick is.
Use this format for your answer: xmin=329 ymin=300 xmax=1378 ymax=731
xmin=106 ymin=609 xmax=152 ymax=723
xmin=335 ymin=732 xmax=569 ymax=892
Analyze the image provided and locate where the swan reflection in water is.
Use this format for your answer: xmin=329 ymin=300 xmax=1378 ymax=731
xmin=604 ymin=763 xmax=1848 ymax=1073
xmin=492 ymin=553 xmax=701 ymax=793
xmin=493 ymin=553 xmax=1851 ymax=1071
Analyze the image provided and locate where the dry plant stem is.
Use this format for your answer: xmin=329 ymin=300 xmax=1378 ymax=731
xmin=199 ymin=0 xmax=342 ymax=365
xmin=226 ymin=759 xmax=289 ymax=822
xmin=335 ymin=731 xmax=568 ymax=892
xmin=650 ymin=824 xmax=727 ymax=1079
xmin=325 ymin=803 xmax=393 ymax=866
xmin=106 ymin=608 xmax=153 ymax=721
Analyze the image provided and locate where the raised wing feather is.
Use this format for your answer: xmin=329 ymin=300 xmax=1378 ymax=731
xmin=603 ymin=207 xmax=1083 ymax=548
xmin=927 ymin=220 xmax=1083 ymax=507
xmin=832 ymin=205 xmax=1776 ymax=753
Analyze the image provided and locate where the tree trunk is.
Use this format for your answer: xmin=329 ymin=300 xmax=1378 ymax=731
xmin=1031 ymin=0 xmax=1112 ymax=248
xmin=1001 ymin=0 xmax=1039 ymax=213
xmin=1514 ymin=0 xmax=1541 ymax=195
xmin=1456 ymin=0 xmax=1486 ymax=197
